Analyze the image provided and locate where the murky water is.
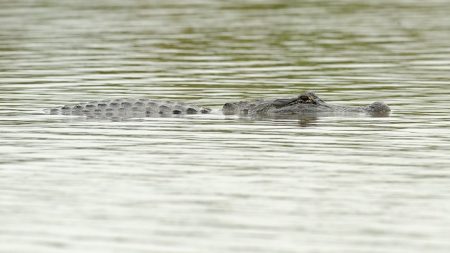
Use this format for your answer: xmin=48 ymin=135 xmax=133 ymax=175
xmin=1 ymin=0 xmax=450 ymax=252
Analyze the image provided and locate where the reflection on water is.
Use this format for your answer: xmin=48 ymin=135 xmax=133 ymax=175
xmin=1 ymin=0 xmax=450 ymax=252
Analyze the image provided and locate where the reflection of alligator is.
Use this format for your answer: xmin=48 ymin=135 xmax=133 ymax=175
xmin=45 ymin=91 xmax=390 ymax=119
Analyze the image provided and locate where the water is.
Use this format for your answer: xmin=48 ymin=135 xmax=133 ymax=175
xmin=1 ymin=0 xmax=450 ymax=252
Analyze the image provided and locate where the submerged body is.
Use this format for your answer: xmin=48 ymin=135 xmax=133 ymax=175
xmin=45 ymin=91 xmax=390 ymax=119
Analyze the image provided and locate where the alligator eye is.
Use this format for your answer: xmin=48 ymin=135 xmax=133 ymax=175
xmin=299 ymin=95 xmax=309 ymax=101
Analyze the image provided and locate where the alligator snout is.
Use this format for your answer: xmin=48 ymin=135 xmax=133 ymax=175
xmin=368 ymin=101 xmax=391 ymax=113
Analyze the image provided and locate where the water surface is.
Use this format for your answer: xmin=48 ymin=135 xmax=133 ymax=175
xmin=1 ymin=0 xmax=450 ymax=252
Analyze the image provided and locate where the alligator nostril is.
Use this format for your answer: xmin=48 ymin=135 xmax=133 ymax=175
xmin=370 ymin=102 xmax=390 ymax=112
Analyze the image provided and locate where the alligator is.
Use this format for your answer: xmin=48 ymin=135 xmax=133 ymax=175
xmin=45 ymin=91 xmax=390 ymax=119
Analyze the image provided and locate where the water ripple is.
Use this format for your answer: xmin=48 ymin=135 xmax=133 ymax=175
xmin=1 ymin=0 xmax=450 ymax=252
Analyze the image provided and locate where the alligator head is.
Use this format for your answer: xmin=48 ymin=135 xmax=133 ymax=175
xmin=222 ymin=91 xmax=391 ymax=117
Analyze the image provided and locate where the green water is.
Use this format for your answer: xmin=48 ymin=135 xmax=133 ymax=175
xmin=1 ymin=0 xmax=450 ymax=252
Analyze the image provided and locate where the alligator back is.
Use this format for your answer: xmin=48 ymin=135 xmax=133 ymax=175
xmin=45 ymin=98 xmax=211 ymax=119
